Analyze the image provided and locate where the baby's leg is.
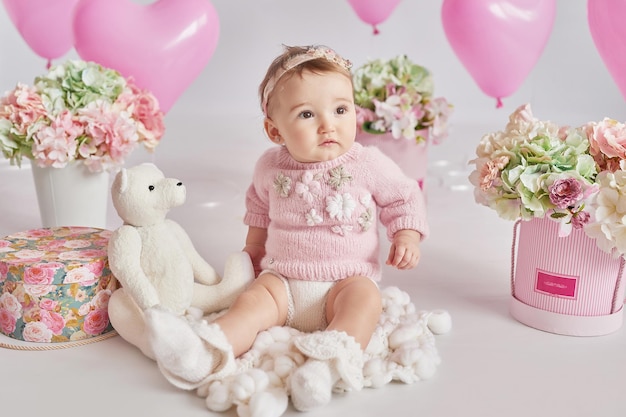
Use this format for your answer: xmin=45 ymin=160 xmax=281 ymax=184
xmin=325 ymin=275 xmax=383 ymax=347
xmin=214 ymin=272 xmax=289 ymax=356
xmin=289 ymin=276 xmax=381 ymax=411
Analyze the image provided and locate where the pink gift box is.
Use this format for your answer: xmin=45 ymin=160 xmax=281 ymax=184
xmin=510 ymin=217 xmax=626 ymax=336
xmin=0 ymin=227 xmax=118 ymax=343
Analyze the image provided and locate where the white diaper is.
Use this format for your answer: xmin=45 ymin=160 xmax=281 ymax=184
xmin=259 ymin=270 xmax=336 ymax=333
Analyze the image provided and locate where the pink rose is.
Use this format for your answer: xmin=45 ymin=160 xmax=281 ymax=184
xmin=83 ymin=309 xmax=109 ymax=335
xmin=86 ymin=259 xmax=105 ymax=276
xmin=63 ymin=239 xmax=91 ymax=249
xmin=22 ymin=321 xmax=53 ymax=342
xmin=91 ymin=289 xmax=112 ymax=310
xmin=16 ymin=229 xmax=54 ymax=239
xmin=64 ymin=266 xmax=97 ymax=285
xmin=24 ymin=284 xmax=55 ymax=297
xmin=0 ymin=308 xmax=17 ymax=334
xmin=586 ymin=118 xmax=626 ymax=169
xmin=24 ymin=264 xmax=57 ymax=285
xmin=0 ymin=262 xmax=7 ymax=282
xmin=39 ymin=298 xmax=58 ymax=311
xmin=549 ymin=178 xmax=583 ymax=209
xmin=0 ymin=292 xmax=23 ymax=318
xmin=13 ymin=249 xmax=45 ymax=261
xmin=58 ymin=249 xmax=106 ymax=261
xmin=40 ymin=309 xmax=65 ymax=335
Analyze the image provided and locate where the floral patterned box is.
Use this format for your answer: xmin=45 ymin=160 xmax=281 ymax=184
xmin=0 ymin=227 xmax=118 ymax=343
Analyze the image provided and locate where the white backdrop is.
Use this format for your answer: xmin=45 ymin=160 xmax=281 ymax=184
xmin=1 ymin=0 xmax=625 ymax=156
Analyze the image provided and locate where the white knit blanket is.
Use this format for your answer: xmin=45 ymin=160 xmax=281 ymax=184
xmin=195 ymin=286 xmax=450 ymax=417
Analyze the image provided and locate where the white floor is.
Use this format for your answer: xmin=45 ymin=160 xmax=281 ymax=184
xmin=1 ymin=121 xmax=625 ymax=417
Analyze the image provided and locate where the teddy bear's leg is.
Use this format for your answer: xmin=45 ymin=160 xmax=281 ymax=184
xmin=191 ymin=251 xmax=254 ymax=314
xmin=108 ymin=288 xmax=155 ymax=360
xmin=144 ymin=306 xmax=235 ymax=390
xmin=289 ymin=330 xmax=364 ymax=411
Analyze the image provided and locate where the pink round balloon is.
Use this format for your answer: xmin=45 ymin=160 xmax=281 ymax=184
xmin=73 ymin=0 xmax=220 ymax=114
xmin=2 ymin=0 xmax=80 ymax=62
xmin=441 ymin=0 xmax=556 ymax=107
xmin=588 ymin=0 xmax=626 ymax=102
xmin=347 ymin=0 xmax=402 ymax=34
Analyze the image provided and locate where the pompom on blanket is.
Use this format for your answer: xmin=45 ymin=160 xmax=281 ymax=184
xmin=195 ymin=286 xmax=451 ymax=417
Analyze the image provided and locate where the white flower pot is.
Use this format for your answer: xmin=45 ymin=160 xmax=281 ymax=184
xmin=356 ymin=132 xmax=429 ymax=189
xmin=30 ymin=161 xmax=109 ymax=229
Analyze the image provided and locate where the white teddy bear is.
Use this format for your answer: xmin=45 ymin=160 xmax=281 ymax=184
xmin=107 ymin=163 xmax=253 ymax=359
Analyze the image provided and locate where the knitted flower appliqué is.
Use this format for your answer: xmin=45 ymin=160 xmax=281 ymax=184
xmin=327 ymin=166 xmax=352 ymax=190
xmin=326 ymin=193 xmax=356 ymax=221
xmin=358 ymin=208 xmax=373 ymax=231
xmin=295 ymin=171 xmax=322 ymax=203
xmin=273 ymin=173 xmax=292 ymax=197
xmin=305 ymin=208 xmax=323 ymax=226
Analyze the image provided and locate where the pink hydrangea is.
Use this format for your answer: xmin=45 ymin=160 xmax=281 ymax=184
xmin=0 ymin=83 xmax=47 ymax=137
xmin=32 ymin=110 xmax=82 ymax=168
xmin=117 ymin=79 xmax=164 ymax=149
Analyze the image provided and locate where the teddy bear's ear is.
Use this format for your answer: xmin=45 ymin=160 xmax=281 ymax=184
xmin=117 ymin=168 xmax=129 ymax=194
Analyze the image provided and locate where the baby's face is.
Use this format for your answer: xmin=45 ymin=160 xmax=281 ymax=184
xmin=267 ymin=70 xmax=356 ymax=163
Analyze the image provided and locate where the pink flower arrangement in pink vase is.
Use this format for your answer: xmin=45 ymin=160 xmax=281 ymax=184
xmin=352 ymin=54 xmax=453 ymax=144
xmin=0 ymin=60 xmax=165 ymax=173
xmin=469 ymin=103 xmax=626 ymax=257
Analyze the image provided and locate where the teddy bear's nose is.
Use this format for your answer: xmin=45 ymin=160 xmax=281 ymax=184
xmin=177 ymin=182 xmax=183 ymax=186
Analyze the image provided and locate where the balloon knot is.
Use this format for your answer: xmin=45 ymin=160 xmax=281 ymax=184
xmin=373 ymin=25 xmax=380 ymax=35
xmin=46 ymin=59 xmax=52 ymax=70
xmin=496 ymin=97 xmax=503 ymax=108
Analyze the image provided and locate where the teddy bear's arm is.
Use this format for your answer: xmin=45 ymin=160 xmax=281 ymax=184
xmin=165 ymin=219 xmax=220 ymax=286
xmin=108 ymin=225 xmax=162 ymax=310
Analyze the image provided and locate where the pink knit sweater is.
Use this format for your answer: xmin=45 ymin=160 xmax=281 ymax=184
xmin=244 ymin=142 xmax=429 ymax=282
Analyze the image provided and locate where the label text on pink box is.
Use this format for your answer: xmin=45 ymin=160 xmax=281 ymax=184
xmin=535 ymin=270 xmax=577 ymax=298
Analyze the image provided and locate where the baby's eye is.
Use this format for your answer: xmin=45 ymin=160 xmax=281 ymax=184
xmin=299 ymin=110 xmax=313 ymax=119
xmin=336 ymin=106 xmax=348 ymax=115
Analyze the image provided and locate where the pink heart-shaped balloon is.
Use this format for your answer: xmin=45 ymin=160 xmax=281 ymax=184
xmin=2 ymin=0 xmax=80 ymax=62
xmin=442 ymin=0 xmax=556 ymax=107
xmin=73 ymin=0 xmax=219 ymax=113
xmin=588 ymin=0 xmax=626 ymax=102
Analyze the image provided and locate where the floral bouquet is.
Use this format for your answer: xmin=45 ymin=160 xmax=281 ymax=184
xmin=469 ymin=103 xmax=626 ymax=257
xmin=0 ymin=60 xmax=165 ymax=173
xmin=352 ymin=54 xmax=453 ymax=144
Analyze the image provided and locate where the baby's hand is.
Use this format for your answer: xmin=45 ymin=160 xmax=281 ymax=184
xmin=243 ymin=244 xmax=265 ymax=277
xmin=386 ymin=229 xmax=421 ymax=270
